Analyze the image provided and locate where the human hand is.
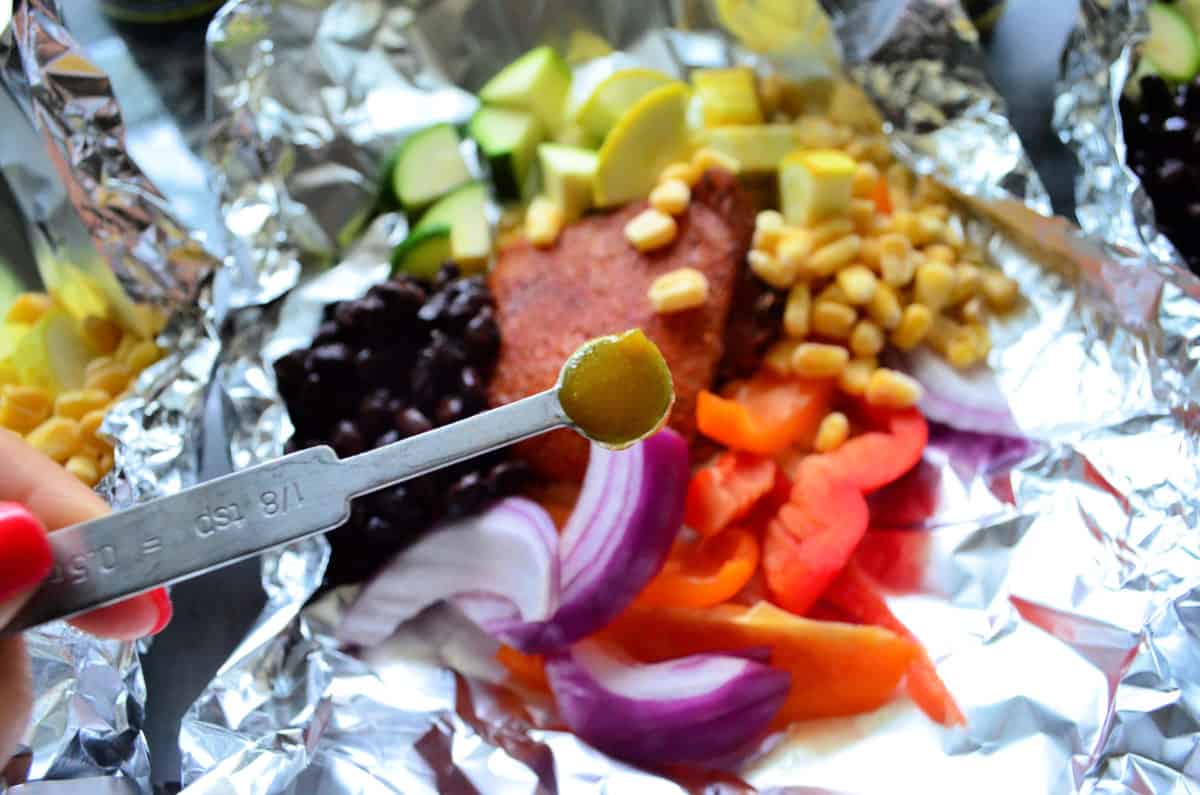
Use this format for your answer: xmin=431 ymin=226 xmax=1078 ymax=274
xmin=0 ymin=429 xmax=172 ymax=768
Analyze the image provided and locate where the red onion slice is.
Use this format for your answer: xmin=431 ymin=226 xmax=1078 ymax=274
xmin=337 ymin=498 xmax=559 ymax=648
xmin=901 ymin=348 xmax=1021 ymax=437
xmin=545 ymin=640 xmax=790 ymax=765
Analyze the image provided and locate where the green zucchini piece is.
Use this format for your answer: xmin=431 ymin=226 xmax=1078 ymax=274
xmin=390 ymin=224 xmax=453 ymax=280
xmin=391 ymin=124 xmax=472 ymax=210
xmin=538 ymin=143 xmax=598 ymax=221
xmin=479 ymin=45 xmax=571 ymax=134
xmin=415 ymin=182 xmax=491 ymax=272
xmin=1146 ymin=4 xmax=1200 ymax=82
xmin=468 ymin=106 xmax=544 ymax=201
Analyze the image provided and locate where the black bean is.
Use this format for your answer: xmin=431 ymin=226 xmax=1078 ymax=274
xmin=395 ymin=406 xmax=434 ymax=437
xmin=306 ymin=343 xmax=356 ymax=381
xmin=374 ymin=429 xmax=402 ymax=448
xmin=335 ymin=299 xmax=371 ymax=334
xmin=435 ymin=394 xmax=466 ymax=426
xmin=331 ymin=419 xmax=366 ymax=458
xmin=362 ymin=515 xmax=397 ymax=544
xmin=417 ymin=290 xmax=449 ymax=325
xmin=375 ymin=484 xmax=429 ymax=527
xmin=464 ymin=309 xmax=500 ymax=362
xmin=435 ymin=262 xmax=461 ymax=287
xmin=312 ymin=320 xmax=342 ymax=346
xmin=369 ymin=279 xmax=426 ymax=317
xmin=445 ymin=472 xmax=488 ymax=518
xmin=487 ymin=459 xmax=530 ymax=497
xmin=273 ymin=349 xmax=308 ymax=397
xmin=408 ymin=348 xmax=440 ymax=410
xmin=358 ymin=389 xmax=393 ymax=438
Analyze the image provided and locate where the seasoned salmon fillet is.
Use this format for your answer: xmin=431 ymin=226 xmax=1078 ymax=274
xmin=488 ymin=169 xmax=754 ymax=481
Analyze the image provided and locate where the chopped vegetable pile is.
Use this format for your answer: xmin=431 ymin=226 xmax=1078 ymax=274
xmin=300 ymin=24 xmax=1037 ymax=769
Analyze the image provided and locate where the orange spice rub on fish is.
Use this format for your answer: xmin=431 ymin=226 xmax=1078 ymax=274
xmin=488 ymin=168 xmax=755 ymax=481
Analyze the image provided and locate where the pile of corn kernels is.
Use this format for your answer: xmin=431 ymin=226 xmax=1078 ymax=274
xmin=0 ymin=293 xmax=164 ymax=487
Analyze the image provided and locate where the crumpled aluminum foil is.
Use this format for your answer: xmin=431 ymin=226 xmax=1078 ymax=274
xmin=1 ymin=1 xmax=222 ymax=792
xmin=180 ymin=0 xmax=1200 ymax=793
xmin=1053 ymin=0 xmax=1182 ymax=268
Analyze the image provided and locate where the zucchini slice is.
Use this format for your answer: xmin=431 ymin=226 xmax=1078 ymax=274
xmin=479 ymin=45 xmax=572 ymax=134
xmin=1145 ymin=4 xmax=1200 ymax=82
xmin=390 ymin=224 xmax=453 ymax=280
xmin=468 ymin=106 xmax=544 ymax=201
xmin=391 ymin=124 xmax=472 ymax=210
xmin=415 ymin=182 xmax=492 ymax=272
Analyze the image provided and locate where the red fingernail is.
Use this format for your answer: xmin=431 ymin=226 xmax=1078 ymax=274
xmin=0 ymin=502 xmax=53 ymax=604
xmin=146 ymin=587 xmax=173 ymax=636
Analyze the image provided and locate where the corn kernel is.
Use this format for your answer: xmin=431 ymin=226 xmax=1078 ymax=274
xmin=809 ymin=217 xmax=856 ymax=250
xmin=926 ymin=314 xmax=961 ymax=354
xmin=950 ymin=263 xmax=982 ymax=305
xmin=6 ymin=293 xmax=53 ymax=325
xmin=764 ymin=339 xmax=800 ymax=375
xmin=866 ymin=368 xmax=923 ymax=409
xmin=839 ymin=356 xmax=877 ymax=396
xmin=919 ymin=203 xmax=951 ymax=223
xmin=783 ymin=284 xmax=811 ymax=338
xmin=849 ymin=198 xmax=876 ymax=233
xmin=26 ymin=417 xmax=83 ymax=463
xmin=808 ymin=235 xmax=861 ymax=277
xmin=815 ymin=411 xmax=850 ymax=452
xmin=836 ymin=265 xmax=878 ymax=305
xmin=853 ymin=162 xmax=880 ymax=198
xmin=54 ymin=388 xmax=111 ymax=420
xmin=886 ymin=162 xmax=912 ymax=192
xmin=625 ymin=208 xmax=677 ymax=252
xmin=867 ymin=283 xmax=903 ymax=331
xmin=982 ymin=270 xmax=1019 ymax=312
xmin=526 ymin=196 xmax=565 ymax=248
xmin=648 ymin=267 xmax=709 ymax=314
xmin=66 ymin=455 xmax=100 ymax=487
xmin=749 ymin=249 xmax=799 ymax=289
xmin=80 ymin=408 xmax=111 ymax=447
xmin=961 ymin=295 xmax=986 ymax=323
xmin=754 ymin=210 xmax=786 ymax=251
xmin=99 ymin=451 xmax=114 ymax=474
xmin=80 ymin=315 xmax=122 ymax=355
xmin=971 ymin=322 xmax=992 ymax=358
xmin=84 ymin=361 xmax=132 ymax=397
xmin=777 ymin=229 xmax=814 ymax=273
xmin=817 ymin=283 xmax=850 ymax=305
xmin=891 ymin=303 xmax=933 ymax=350
xmin=123 ymin=340 xmax=163 ymax=374
xmin=849 ymin=320 xmax=885 ymax=357
xmin=942 ymin=214 xmax=966 ymax=248
xmin=945 ymin=332 xmax=980 ymax=369
xmin=914 ymin=261 xmax=956 ymax=312
xmin=0 ymin=385 xmax=53 ymax=433
xmin=878 ymin=234 xmax=914 ymax=287
xmin=811 ymin=301 xmax=857 ymax=339
xmin=795 ymin=116 xmax=844 ymax=149
xmin=0 ymin=361 xmax=17 ymax=387
xmin=661 ymin=161 xmax=702 ymax=187
xmin=845 ymin=137 xmax=871 ymax=161
xmin=859 ymin=236 xmax=882 ymax=270
xmin=792 ymin=342 xmax=850 ymax=378
xmin=865 ymin=136 xmax=893 ymax=166
xmin=692 ymin=147 xmax=740 ymax=175
xmin=650 ymin=179 xmax=691 ymax=216
xmin=84 ymin=356 xmax=114 ymax=380
xmin=888 ymin=185 xmax=911 ymax=213
xmin=914 ymin=177 xmax=949 ymax=207
xmin=923 ymin=244 xmax=956 ymax=266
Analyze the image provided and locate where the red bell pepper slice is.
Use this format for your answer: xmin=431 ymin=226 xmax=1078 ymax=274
xmin=635 ymin=525 xmax=760 ymax=609
xmin=820 ymin=405 xmax=928 ymax=494
xmin=696 ymin=376 xmax=833 ymax=455
xmin=685 ymin=452 xmax=778 ymax=537
xmin=872 ymin=177 xmax=892 ymax=215
xmin=824 ymin=561 xmax=965 ymax=726
xmin=763 ymin=456 xmax=869 ymax=615
xmin=496 ymin=645 xmax=549 ymax=692
xmin=867 ymin=459 xmax=942 ymax=529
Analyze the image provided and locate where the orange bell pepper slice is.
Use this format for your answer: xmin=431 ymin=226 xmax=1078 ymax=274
xmin=685 ymin=451 xmax=778 ymax=536
xmin=635 ymin=525 xmax=760 ymax=609
xmin=496 ymin=645 xmax=549 ymax=692
xmin=600 ymin=601 xmax=917 ymax=723
xmin=696 ymin=376 xmax=833 ymax=455
xmin=824 ymin=561 xmax=965 ymax=726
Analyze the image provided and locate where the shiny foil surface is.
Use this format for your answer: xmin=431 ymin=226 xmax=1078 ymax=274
xmin=177 ymin=1 xmax=1200 ymax=793
xmin=2 ymin=1 xmax=222 ymax=792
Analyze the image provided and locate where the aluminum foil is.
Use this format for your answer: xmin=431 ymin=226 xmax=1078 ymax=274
xmin=2 ymin=1 xmax=223 ymax=791
xmin=182 ymin=0 xmax=1200 ymax=792
xmin=1053 ymin=0 xmax=1182 ymax=268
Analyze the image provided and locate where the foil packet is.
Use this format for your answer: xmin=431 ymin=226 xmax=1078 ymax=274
xmin=1053 ymin=0 xmax=1180 ymax=268
xmin=2 ymin=1 xmax=222 ymax=791
xmin=181 ymin=0 xmax=1200 ymax=793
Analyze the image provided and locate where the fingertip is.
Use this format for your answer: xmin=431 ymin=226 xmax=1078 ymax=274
xmin=0 ymin=502 xmax=53 ymax=604
xmin=68 ymin=587 xmax=172 ymax=640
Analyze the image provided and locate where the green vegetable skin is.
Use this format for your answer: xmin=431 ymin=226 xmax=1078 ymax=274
xmin=413 ymin=182 xmax=491 ymax=272
xmin=1145 ymin=3 xmax=1200 ymax=81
